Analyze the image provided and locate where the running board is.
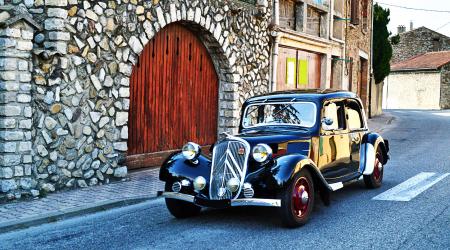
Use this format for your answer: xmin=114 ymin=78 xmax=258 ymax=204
xmin=329 ymin=182 xmax=344 ymax=191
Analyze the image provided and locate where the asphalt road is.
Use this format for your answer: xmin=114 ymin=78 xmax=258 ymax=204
xmin=1 ymin=110 xmax=449 ymax=250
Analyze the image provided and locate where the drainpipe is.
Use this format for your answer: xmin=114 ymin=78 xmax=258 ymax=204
xmin=368 ymin=0 xmax=375 ymax=118
xmin=329 ymin=0 xmax=346 ymax=90
xmin=271 ymin=0 xmax=280 ymax=92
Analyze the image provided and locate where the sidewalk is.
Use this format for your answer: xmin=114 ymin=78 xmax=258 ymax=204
xmin=368 ymin=111 xmax=396 ymax=133
xmin=0 ymin=112 xmax=395 ymax=234
xmin=0 ymin=168 xmax=164 ymax=233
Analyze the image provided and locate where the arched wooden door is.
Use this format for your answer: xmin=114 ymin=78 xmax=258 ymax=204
xmin=127 ymin=23 xmax=219 ymax=169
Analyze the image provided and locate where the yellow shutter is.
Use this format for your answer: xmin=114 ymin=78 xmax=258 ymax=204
xmin=298 ymin=59 xmax=309 ymax=86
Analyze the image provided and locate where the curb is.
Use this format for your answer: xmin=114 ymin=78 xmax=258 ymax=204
xmin=0 ymin=195 xmax=155 ymax=234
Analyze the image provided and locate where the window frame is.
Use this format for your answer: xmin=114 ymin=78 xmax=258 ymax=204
xmin=306 ymin=5 xmax=323 ymax=37
xmin=321 ymin=99 xmax=347 ymax=134
xmin=361 ymin=0 xmax=369 ymax=32
xmin=345 ymin=98 xmax=367 ymax=131
xmin=350 ymin=0 xmax=360 ymax=25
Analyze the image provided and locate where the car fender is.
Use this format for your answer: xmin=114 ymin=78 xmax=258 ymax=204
xmin=360 ymin=133 xmax=389 ymax=175
xmin=270 ymin=154 xmax=333 ymax=191
xmin=159 ymin=152 xmax=212 ymax=184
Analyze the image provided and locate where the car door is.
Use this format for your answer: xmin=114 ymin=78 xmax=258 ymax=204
xmin=318 ymin=100 xmax=352 ymax=181
xmin=345 ymin=99 xmax=368 ymax=174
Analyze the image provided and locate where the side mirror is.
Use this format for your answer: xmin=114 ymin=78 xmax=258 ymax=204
xmin=321 ymin=117 xmax=334 ymax=128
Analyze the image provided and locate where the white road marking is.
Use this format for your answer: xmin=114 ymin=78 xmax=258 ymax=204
xmin=372 ymin=172 xmax=450 ymax=201
xmin=432 ymin=112 xmax=450 ymax=117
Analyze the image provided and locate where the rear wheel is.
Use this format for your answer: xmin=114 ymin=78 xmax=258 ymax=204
xmin=364 ymin=147 xmax=384 ymax=189
xmin=164 ymin=182 xmax=201 ymax=218
xmin=278 ymin=169 xmax=315 ymax=228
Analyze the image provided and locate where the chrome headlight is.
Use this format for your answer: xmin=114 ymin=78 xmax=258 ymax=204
xmin=226 ymin=178 xmax=240 ymax=193
xmin=182 ymin=142 xmax=201 ymax=160
xmin=252 ymin=143 xmax=273 ymax=163
xmin=193 ymin=176 xmax=206 ymax=191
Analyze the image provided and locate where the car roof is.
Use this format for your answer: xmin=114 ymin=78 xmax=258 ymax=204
xmin=244 ymin=89 xmax=357 ymax=104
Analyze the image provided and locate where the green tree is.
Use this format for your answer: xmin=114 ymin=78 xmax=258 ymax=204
xmin=373 ymin=4 xmax=393 ymax=84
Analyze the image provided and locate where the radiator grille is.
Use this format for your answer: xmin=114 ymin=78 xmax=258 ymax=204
xmin=209 ymin=138 xmax=250 ymax=200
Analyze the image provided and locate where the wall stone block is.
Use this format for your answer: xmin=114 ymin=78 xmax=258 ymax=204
xmin=44 ymin=18 xmax=65 ymax=30
xmin=0 ymin=154 xmax=21 ymax=166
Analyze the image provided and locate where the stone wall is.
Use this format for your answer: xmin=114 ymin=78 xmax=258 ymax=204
xmin=0 ymin=0 xmax=272 ymax=199
xmin=440 ymin=63 xmax=450 ymax=109
xmin=392 ymin=27 xmax=450 ymax=64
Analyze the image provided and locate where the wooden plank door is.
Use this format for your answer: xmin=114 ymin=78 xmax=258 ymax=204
xmin=276 ymin=47 xmax=322 ymax=91
xmin=127 ymin=23 xmax=219 ymax=169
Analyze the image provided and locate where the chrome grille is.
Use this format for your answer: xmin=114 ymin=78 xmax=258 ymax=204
xmin=209 ymin=137 xmax=250 ymax=200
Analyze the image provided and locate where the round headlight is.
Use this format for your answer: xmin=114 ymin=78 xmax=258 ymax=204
xmin=227 ymin=178 xmax=240 ymax=193
xmin=252 ymin=143 xmax=273 ymax=163
xmin=193 ymin=176 xmax=206 ymax=191
xmin=182 ymin=142 xmax=201 ymax=160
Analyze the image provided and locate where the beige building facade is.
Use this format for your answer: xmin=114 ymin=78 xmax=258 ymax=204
xmin=271 ymin=0 xmax=374 ymax=114
xmin=383 ymin=51 xmax=450 ymax=110
xmin=383 ymin=72 xmax=442 ymax=110
xmin=273 ymin=0 xmax=344 ymax=92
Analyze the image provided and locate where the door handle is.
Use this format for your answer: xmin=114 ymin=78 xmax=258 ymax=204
xmin=351 ymin=134 xmax=360 ymax=143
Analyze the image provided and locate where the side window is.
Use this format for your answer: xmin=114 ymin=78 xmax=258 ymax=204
xmin=323 ymin=101 xmax=346 ymax=131
xmin=346 ymin=101 xmax=364 ymax=130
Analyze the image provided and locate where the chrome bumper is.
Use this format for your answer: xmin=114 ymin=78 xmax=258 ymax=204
xmin=159 ymin=192 xmax=281 ymax=208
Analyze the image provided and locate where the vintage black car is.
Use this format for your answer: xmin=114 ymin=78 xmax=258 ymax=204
xmin=158 ymin=89 xmax=389 ymax=227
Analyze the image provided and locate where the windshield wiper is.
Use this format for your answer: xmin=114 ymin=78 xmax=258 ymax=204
xmin=271 ymin=98 xmax=297 ymax=118
xmin=244 ymin=125 xmax=309 ymax=133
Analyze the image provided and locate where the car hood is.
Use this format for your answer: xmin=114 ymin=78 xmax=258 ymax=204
xmin=236 ymin=131 xmax=308 ymax=145
xmin=234 ymin=130 xmax=312 ymax=157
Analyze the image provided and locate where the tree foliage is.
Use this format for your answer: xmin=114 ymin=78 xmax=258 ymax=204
xmin=373 ymin=4 xmax=393 ymax=84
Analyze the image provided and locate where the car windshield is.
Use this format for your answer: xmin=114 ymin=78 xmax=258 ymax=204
xmin=242 ymin=102 xmax=317 ymax=128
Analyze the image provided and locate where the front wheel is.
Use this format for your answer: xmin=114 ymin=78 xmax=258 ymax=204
xmin=278 ymin=169 xmax=315 ymax=228
xmin=164 ymin=182 xmax=201 ymax=218
xmin=364 ymin=147 xmax=384 ymax=189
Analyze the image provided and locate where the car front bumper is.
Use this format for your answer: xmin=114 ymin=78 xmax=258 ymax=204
xmin=158 ymin=191 xmax=281 ymax=208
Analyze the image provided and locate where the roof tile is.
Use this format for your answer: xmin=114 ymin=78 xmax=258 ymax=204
xmin=391 ymin=51 xmax=450 ymax=71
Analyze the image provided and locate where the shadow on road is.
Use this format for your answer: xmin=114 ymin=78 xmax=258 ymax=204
xmin=161 ymin=180 xmax=377 ymax=229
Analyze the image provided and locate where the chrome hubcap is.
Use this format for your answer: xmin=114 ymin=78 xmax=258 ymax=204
xmin=301 ymin=189 xmax=309 ymax=205
xmin=378 ymin=162 xmax=383 ymax=171
xmin=293 ymin=177 xmax=311 ymax=219
xmin=373 ymin=153 xmax=383 ymax=182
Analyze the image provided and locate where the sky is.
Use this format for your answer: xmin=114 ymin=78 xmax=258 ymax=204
xmin=374 ymin=0 xmax=450 ymax=37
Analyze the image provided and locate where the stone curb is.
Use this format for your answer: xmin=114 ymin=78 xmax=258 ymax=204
xmin=0 ymin=195 xmax=155 ymax=234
